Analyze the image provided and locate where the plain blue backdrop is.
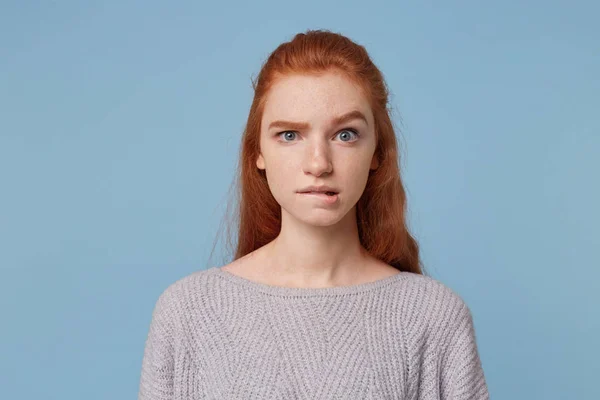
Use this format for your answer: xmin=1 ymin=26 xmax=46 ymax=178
xmin=1 ymin=1 xmax=598 ymax=399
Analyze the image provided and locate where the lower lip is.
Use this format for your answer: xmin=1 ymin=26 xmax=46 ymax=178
xmin=298 ymin=192 xmax=339 ymax=204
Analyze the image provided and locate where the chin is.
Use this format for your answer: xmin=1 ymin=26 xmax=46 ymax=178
xmin=295 ymin=210 xmax=348 ymax=227
xmin=280 ymin=197 xmax=352 ymax=227
xmin=305 ymin=219 xmax=341 ymax=227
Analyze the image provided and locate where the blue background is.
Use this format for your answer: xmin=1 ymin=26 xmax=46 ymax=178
xmin=1 ymin=1 xmax=598 ymax=398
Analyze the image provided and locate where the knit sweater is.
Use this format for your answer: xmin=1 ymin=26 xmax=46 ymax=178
xmin=138 ymin=266 xmax=489 ymax=399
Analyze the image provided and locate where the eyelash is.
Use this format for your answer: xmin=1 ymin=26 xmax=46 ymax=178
xmin=276 ymin=128 xmax=360 ymax=143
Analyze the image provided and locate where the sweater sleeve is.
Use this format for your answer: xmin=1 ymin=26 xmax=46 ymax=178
xmin=441 ymin=302 xmax=489 ymax=400
xmin=138 ymin=289 xmax=178 ymax=400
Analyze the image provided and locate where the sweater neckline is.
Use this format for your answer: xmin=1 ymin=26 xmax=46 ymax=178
xmin=208 ymin=266 xmax=409 ymax=297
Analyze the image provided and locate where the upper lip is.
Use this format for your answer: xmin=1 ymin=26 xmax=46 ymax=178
xmin=297 ymin=185 xmax=339 ymax=193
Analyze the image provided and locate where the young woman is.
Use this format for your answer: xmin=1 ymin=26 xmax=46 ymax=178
xmin=138 ymin=29 xmax=489 ymax=399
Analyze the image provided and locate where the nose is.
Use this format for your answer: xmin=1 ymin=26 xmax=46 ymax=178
xmin=302 ymin=139 xmax=333 ymax=176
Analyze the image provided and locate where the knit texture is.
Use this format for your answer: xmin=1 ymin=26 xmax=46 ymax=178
xmin=138 ymin=267 xmax=489 ymax=399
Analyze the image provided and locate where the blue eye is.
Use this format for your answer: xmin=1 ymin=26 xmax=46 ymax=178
xmin=337 ymin=128 xmax=360 ymax=142
xmin=278 ymin=128 xmax=360 ymax=142
xmin=279 ymin=131 xmax=298 ymax=142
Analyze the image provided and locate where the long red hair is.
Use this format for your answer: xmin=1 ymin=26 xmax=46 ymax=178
xmin=208 ymin=29 xmax=424 ymax=275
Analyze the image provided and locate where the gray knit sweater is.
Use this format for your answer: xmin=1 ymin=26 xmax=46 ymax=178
xmin=138 ymin=266 xmax=489 ymax=399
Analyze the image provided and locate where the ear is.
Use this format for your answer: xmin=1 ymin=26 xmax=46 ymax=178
xmin=256 ymin=153 xmax=266 ymax=170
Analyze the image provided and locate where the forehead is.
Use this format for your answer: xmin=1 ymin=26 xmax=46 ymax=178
xmin=261 ymin=72 xmax=372 ymax=124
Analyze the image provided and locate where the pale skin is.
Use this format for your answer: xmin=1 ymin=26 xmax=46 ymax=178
xmin=222 ymin=71 xmax=400 ymax=288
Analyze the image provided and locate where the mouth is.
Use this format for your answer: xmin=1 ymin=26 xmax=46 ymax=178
xmin=297 ymin=191 xmax=339 ymax=204
xmin=300 ymin=191 xmax=337 ymax=196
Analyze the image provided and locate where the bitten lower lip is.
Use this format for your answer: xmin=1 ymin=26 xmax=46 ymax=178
xmin=298 ymin=192 xmax=339 ymax=204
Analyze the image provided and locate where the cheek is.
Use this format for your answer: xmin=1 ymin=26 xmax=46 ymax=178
xmin=264 ymin=158 xmax=295 ymax=191
xmin=344 ymin=159 xmax=373 ymax=190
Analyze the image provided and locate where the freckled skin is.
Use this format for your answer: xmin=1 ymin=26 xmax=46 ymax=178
xmin=256 ymin=71 xmax=379 ymax=228
xmin=244 ymin=70 xmax=391 ymax=286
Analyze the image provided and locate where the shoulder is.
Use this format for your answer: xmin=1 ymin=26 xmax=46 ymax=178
xmin=403 ymin=272 xmax=468 ymax=304
xmin=393 ymin=274 xmax=488 ymax=397
xmin=150 ymin=268 xmax=220 ymax=319
xmin=157 ymin=267 xmax=218 ymax=303
xmin=393 ymin=271 xmax=473 ymax=330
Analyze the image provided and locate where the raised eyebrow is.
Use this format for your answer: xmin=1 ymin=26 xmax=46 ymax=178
xmin=267 ymin=110 xmax=368 ymax=131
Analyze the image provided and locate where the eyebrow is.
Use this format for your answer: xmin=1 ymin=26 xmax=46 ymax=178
xmin=267 ymin=110 xmax=369 ymax=131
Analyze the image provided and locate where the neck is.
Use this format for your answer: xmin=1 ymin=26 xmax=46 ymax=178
xmin=259 ymin=207 xmax=371 ymax=288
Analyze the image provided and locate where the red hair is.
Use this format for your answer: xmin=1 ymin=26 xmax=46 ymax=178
xmin=208 ymin=29 xmax=424 ymax=275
